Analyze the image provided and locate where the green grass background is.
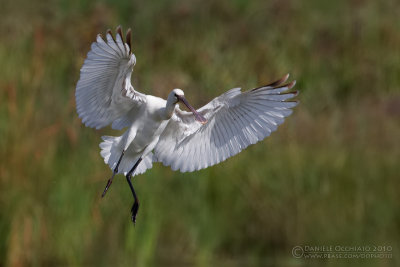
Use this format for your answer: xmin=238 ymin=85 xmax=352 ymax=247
xmin=0 ymin=0 xmax=399 ymax=266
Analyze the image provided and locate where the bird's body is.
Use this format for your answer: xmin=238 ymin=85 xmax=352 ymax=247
xmin=100 ymin=95 xmax=173 ymax=176
xmin=75 ymin=26 xmax=298 ymax=223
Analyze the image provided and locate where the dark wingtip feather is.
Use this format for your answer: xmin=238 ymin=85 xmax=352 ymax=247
xmin=106 ymin=29 xmax=116 ymax=42
xmin=126 ymin=28 xmax=132 ymax=53
xmin=276 ymin=80 xmax=297 ymax=90
xmin=267 ymin=74 xmax=289 ymax=87
xmin=251 ymin=74 xmax=290 ymax=91
xmin=287 ymin=80 xmax=296 ymax=90
xmin=116 ymin=25 xmax=124 ymax=42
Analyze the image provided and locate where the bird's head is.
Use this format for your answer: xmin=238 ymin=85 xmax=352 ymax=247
xmin=170 ymin=88 xmax=185 ymax=104
xmin=167 ymin=89 xmax=207 ymax=124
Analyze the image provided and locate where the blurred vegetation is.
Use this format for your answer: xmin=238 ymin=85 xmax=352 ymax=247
xmin=0 ymin=0 xmax=399 ymax=266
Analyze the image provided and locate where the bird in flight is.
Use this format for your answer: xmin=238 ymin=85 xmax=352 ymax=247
xmin=75 ymin=26 xmax=298 ymax=224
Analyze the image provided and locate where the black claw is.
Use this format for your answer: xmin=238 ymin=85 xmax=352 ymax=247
xmin=101 ymin=150 xmax=125 ymax=198
xmin=101 ymin=179 xmax=113 ymax=197
xmin=126 ymin=157 xmax=142 ymax=225
xmin=101 ymin=169 xmax=118 ymax=198
xmin=131 ymin=201 xmax=139 ymax=224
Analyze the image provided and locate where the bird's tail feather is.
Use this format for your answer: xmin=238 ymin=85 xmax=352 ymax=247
xmin=100 ymin=136 xmax=153 ymax=176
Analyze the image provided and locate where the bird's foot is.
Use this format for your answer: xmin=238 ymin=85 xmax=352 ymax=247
xmin=101 ymin=179 xmax=113 ymax=198
xmin=102 ymin=168 xmax=118 ymax=198
xmin=131 ymin=201 xmax=139 ymax=225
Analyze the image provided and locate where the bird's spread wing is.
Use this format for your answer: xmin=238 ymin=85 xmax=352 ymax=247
xmin=75 ymin=26 xmax=146 ymax=129
xmin=154 ymin=74 xmax=298 ymax=172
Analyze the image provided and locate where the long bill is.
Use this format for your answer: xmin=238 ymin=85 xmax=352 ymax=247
xmin=177 ymin=95 xmax=208 ymax=124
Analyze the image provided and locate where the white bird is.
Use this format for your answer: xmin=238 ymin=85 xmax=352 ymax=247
xmin=75 ymin=26 xmax=298 ymax=224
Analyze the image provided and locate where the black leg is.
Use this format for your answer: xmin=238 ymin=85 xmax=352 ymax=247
xmin=126 ymin=157 xmax=143 ymax=224
xmin=102 ymin=150 xmax=125 ymax=198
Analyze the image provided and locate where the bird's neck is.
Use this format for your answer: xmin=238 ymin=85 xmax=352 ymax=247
xmin=165 ymin=100 xmax=177 ymax=119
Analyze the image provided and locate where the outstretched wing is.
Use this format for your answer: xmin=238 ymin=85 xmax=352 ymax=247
xmin=75 ymin=26 xmax=146 ymax=129
xmin=154 ymin=74 xmax=298 ymax=172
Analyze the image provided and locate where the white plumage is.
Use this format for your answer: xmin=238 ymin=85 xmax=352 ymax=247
xmin=75 ymin=26 xmax=298 ymax=223
xmin=155 ymin=85 xmax=298 ymax=172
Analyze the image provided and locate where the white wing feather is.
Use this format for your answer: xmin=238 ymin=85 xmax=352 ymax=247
xmin=75 ymin=27 xmax=146 ymax=129
xmin=154 ymin=75 xmax=298 ymax=172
